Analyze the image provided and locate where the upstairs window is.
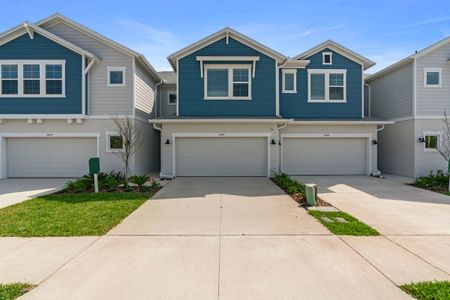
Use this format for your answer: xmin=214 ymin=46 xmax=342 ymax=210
xmin=322 ymin=52 xmax=332 ymax=65
xmin=308 ymin=69 xmax=346 ymax=103
xmin=168 ymin=92 xmax=177 ymax=105
xmin=204 ymin=64 xmax=251 ymax=100
xmin=0 ymin=60 xmax=65 ymax=97
xmin=23 ymin=64 xmax=40 ymax=95
xmin=1 ymin=64 xmax=18 ymax=95
xmin=424 ymin=68 xmax=441 ymax=87
xmin=107 ymin=67 xmax=126 ymax=87
xmin=282 ymin=69 xmax=297 ymax=93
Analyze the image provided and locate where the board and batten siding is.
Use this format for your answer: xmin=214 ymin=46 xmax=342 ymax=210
xmin=134 ymin=60 xmax=156 ymax=117
xmin=44 ymin=22 xmax=134 ymax=115
xmin=0 ymin=33 xmax=82 ymax=114
xmin=159 ymin=85 xmax=177 ymax=117
xmin=369 ymin=62 xmax=414 ymax=120
xmin=178 ymin=37 xmax=277 ymax=116
xmin=415 ymin=42 xmax=450 ymax=116
xmin=280 ymin=48 xmax=363 ymax=119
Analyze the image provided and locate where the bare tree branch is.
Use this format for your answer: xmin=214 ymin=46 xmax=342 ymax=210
xmin=438 ymin=111 xmax=450 ymax=161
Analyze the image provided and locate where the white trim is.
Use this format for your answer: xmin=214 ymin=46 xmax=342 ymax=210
xmin=0 ymin=60 xmax=66 ymax=97
xmin=203 ymin=64 xmax=252 ymax=100
xmin=293 ymin=40 xmax=375 ymax=69
xmin=322 ymin=52 xmax=332 ymax=65
xmin=307 ymin=69 xmax=347 ymax=103
xmin=81 ymin=56 xmax=86 ymax=115
xmin=197 ymin=56 xmax=259 ymax=78
xmin=167 ymin=91 xmax=177 ymax=105
xmin=422 ymin=131 xmax=441 ymax=152
xmin=106 ymin=66 xmax=126 ymax=87
xmin=423 ymin=67 xmax=442 ymax=87
xmin=413 ymin=59 xmax=417 ymax=117
xmin=105 ymin=131 xmax=124 ymax=152
xmin=171 ymin=132 xmax=271 ymax=177
xmin=290 ymin=120 xmax=394 ymax=125
xmin=132 ymin=58 xmax=136 ymax=116
xmin=151 ymin=118 xmax=291 ymax=124
xmin=361 ymin=65 xmax=364 ymax=118
xmin=280 ymin=133 xmax=372 ymax=175
xmin=281 ymin=69 xmax=297 ymax=93
xmin=275 ymin=59 xmax=280 ymax=116
xmin=168 ymin=27 xmax=286 ymax=69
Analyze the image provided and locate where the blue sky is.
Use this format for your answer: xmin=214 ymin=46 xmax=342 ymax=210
xmin=1 ymin=0 xmax=449 ymax=73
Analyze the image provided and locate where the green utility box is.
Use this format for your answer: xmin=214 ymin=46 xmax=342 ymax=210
xmin=89 ymin=157 xmax=100 ymax=175
xmin=305 ymin=184 xmax=317 ymax=206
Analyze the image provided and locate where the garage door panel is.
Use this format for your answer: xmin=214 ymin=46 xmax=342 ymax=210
xmin=7 ymin=137 xmax=97 ymax=177
xmin=176 ymin=137 xmax=267 ymax=176
xmin=283 ymin=138 xmax=367 ymax=175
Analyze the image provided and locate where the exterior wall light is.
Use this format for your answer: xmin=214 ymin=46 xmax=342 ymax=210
xmin=418 ymin=137 xmax=425 ymax=143
xmin=372 ymin=140 xmax=378 ymax=145
xmin=165 ymin=139 xmax=171 ymax=145
xmin=271 ymin=139 xmax=277 ymax=145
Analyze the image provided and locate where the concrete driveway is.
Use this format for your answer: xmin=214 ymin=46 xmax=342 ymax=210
xmin=0 ymin=178 xmax=68 ymax=209
xmin=21 ymin=177 xmax=419 ymax=300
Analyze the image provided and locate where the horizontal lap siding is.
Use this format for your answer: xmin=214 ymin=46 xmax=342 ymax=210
xmin=45 ymin=23 xmax=134 ymax=115
xmin=0 ymin=33 xmax=82 ymax=114
xmin=280 ymin=48 xmax=362 ymax=119
xmin=416 ymin=43 xmax=450 ymax=116
xmin=135 ymin=61 xmax=155 ymax=117
xmin=178 ymin=37 xmax=276 ymax=116
xmin=369 ymin=62 xmax=413 ymax=120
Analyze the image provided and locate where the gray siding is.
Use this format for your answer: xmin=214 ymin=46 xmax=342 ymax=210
xmin=43 ymin=22 xmax=134 ymax=115
xmin=416 ymin=43 xmax=450 ymax=116
xmin=134 ymin=119 xmax=160 ymax=175
xmin=160 ymin=85 xmax=177 ymax=117
xmin=369 ymin=62 xmax=413 ymax=120
xmin=377 ymin=120 xmax=415 ymax=177
xmin=135 ymin=60 xmax=156 ymax=117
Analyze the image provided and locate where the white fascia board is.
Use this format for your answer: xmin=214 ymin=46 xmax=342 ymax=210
xmin=149 ymin=118 xmax=292 ymax=124
xmin=168 ymin=27 xmax=286 ymax=70
xmin=411 ymin=36 xmax=450 ymax=59
xmin=294 ymin=40 xmax=375 ymax=69
xmin=290 ymin=120 xmax=395 ymax=125
xmin=0 ymin=114 xmax=86 ymax=119
xmin=0 ymin=132 xmax=100 ymax=138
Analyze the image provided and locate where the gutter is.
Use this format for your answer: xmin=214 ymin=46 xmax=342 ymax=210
xmin=149 ymin=118 xmax=291 ymax=124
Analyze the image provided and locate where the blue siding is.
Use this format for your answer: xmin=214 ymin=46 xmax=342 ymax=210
xmin=0 ymin=33 xmax=82 ymax=114
xmin=280 ymin=48 xmax=362 ymax=119
xmin=178 ymin=37 xmax=277 ymax=116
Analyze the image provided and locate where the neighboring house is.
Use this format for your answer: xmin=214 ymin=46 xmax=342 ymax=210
xmin=366 ymin=37 xmax=450 ymax=178
xmin=0 ymin=13 xmax=162 ymax=178
xmin=157 ymin=71 xmax=177 ymax=118
xmin=153 ymin=28 xmax=391 ymax=177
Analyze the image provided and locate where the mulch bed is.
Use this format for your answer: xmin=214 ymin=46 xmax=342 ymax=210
xmin=408 ymin=183 xmax=449 ymax=195
xmin=271 ymin=179 xmax=331 ymax=207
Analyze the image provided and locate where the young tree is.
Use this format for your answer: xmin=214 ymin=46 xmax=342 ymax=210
xmin=437 ymin=111 xmax=450 ymax=191
xmin=112 ymin=115 xmax=143 ymax=188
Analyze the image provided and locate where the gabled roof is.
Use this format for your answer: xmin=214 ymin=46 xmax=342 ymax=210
xmin=0 ymin=22 xmax=99 ymax=61
xmin=36 ymin=13 xmax=162 ymax=81
xmin=158 ymin=71 xmax=176 ymax=84
xmin=294 ymin=40 xmax=375 ymax=70
xmin=366 ymin=36 xmax=450 ymax=82
xmin=167 ymin=27 xmax=287 ymax=70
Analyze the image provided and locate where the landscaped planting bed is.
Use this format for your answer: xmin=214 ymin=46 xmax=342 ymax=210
xmin=400 ymin=281 xmax=450 ymax=300
xmin=412 ymin=171 xmax=450 ymax=196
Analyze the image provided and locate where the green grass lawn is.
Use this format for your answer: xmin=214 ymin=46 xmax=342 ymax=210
xmin=0 ymin=193 xmax=151 ymax=237
xmin=308 ymin=211 xmax=379 ymax=236
xmin=401 ymin=281 xmax=450 ymax=300
xmin=0 ymin=283 xmax=34 ymax=300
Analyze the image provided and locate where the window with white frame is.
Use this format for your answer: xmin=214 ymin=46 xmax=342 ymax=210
xmin=308 ymin=69 xmax=346 ymax=102
xmin=282 ymin=69 xmax=297 ymax=93
xmin=107 ymin=67 xmax=126 ymax=87
xmin=322 ymin=52 xmax=332 ymax=65
xmin=168 ymin=92 xmax=176 ymax=105
xmin=0 ymin=60 xmax=65 ymax=97
xmin=204 ymin=64 xmax=251 ymax=100
xmin=106 ymin=133 xmax=124 ymax=152
xmin=424 ymin=132 xmax=440 ymax=151
xmin=424 ymin=68 xmax=442 ymax=87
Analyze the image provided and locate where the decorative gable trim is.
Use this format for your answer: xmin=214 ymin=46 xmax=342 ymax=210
xmin=0 ymin=22 xmax=99 ymax=61
xmin=294 ymin=40 xmax=375 ymax=70
xmin=168 ymin=27 xmax=286 ymax=70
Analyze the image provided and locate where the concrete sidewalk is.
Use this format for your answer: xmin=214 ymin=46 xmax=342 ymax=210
xmin=2 ymin=177 xmax=449 ymax=299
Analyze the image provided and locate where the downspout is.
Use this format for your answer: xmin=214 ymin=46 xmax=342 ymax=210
xmin=152 ymin=122 xmax=175 ymax=180
xmin=277 ymin=120 xmax=290 ymax=174
xmin=276 ymin=59 xmax=289 ymax=117
xmin=371 ymin=124 xmax=386 ymax=178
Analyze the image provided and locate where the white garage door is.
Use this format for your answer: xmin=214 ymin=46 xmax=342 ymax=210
xmin=7 ymin=137 xmax=97 ymax=177
xmin=282 ymin=137 xmax=367 ymax=175
xmin=175 ymin=137 xmax=267 ymax=176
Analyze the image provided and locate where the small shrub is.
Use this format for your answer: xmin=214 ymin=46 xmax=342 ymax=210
xmin=150 ymin=180 xmax=161 ymax=190
xmin=108 ymin=170 xmax=125 ymax=184
xmin=415 ymin=170 xmax=449 ymax=191
xmin=273 ymin=173 xmax=305 ymax=196
xmin=130 ymin=175 xmax=150 ymax=189
xmin=99 ymin=176 xmax=119 ymax=192
xmin=63 ymin=178 xmax=92 ymax=193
